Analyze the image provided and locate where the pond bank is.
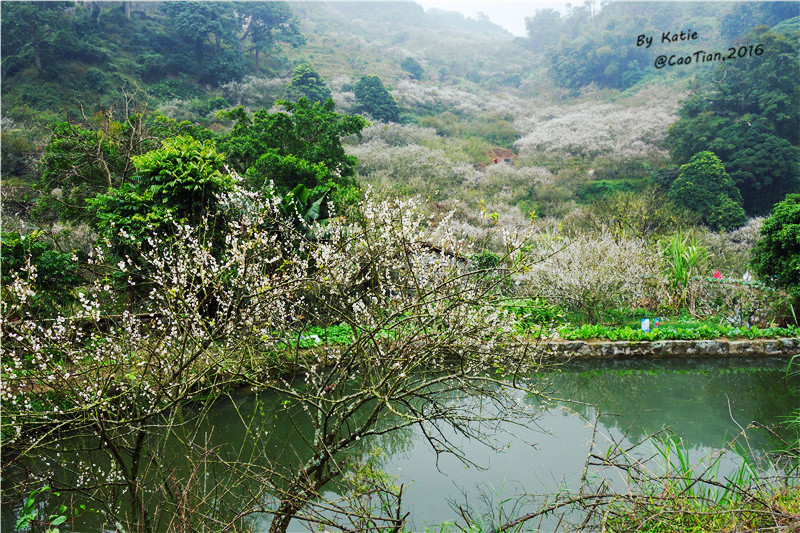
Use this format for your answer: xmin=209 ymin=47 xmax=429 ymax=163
xmin=542 ymin=337 xmax=800 ymax=358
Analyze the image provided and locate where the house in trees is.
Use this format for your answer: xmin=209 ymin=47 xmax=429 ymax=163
xmin=488 ymin=148 xmax=515 ymax=164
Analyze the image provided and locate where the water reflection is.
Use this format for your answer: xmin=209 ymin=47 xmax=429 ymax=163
xmin=2 ymin=357 xmax=797 ymax=531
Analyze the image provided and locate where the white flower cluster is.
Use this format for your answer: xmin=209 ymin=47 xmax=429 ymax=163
xmin=393 ymin=80 xmax=529 ymax=117
xmin=514 ymin=88 xmax=682 ymax=159
xmin=220 ymin=75 xmax=290 ymax=111
xmin=523 ymin=230 xmax=667 ymax=316
xmin=349 ymin=141 xmax=475 ymax=197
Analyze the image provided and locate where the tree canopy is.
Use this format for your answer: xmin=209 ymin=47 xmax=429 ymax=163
xmin=240 ymin=2 xmax=304 ymax=71
xmin=401 ymin=57 xmax=424 ymax=80
xmin=88 ymin=135 xmax=233 ymax=248
xmin=667 ymin=151 xmax=746 ymax=231
xmin=354 ymin=75 xmax=400 ymax=123
xmin=751 ymin=193 xmax=800 ymax=298
xmin=286 ymin=63 xmax=332 ymax=104
xmin=219 ymin=99 xmax=368 ymax=197
xmin=666 ymin=25 xmax=800 ymax=214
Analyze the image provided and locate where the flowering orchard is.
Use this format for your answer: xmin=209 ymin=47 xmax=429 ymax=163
xmin=1 ymin=179 xmax=545 ymax=532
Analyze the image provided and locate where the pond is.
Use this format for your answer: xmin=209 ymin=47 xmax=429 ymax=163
xmin=3 ymin=356 xmax=798 ymax=531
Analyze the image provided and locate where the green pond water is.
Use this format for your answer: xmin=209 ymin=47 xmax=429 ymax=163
xmin=3 ymin=356 xmax=799 ymax=531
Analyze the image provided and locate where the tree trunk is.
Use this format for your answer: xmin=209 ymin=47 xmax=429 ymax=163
xmin=254 ymin=48 xmax=260 ymax=71
xmin=33 ymin=43 xmax=42 ymax=74
xmin=124 ymin=1 xmax=131 ymax=20
xmin=269 ymin=499 xmax=302 ymax=533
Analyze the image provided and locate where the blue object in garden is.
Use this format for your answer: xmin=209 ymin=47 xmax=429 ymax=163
xmin=641 ymin=318 xmax=651 ymax=332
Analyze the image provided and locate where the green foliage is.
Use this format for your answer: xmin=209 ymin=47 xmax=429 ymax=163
xmin=416 ymin=112 xmax=518 ymax=151
xmin=544 ymin=5 xmax=649 ymax=91
xmin=471 ymin=250 xmax=501 ymax=271
xmin=577 ymin=179 xmax=641 ymax=203
xmin=36 ymin=111 xmax=192 ymax=223
xmin=2 ymin=1 xmax=304 ymax=118
xmin=14 ymin=485 xmax=81 ymax=533
xmin=751 ymin=194 xmax=800 ymax=297
xmin=354 ymin=75 xmax=400 ymax=123
xmin=279 ymin=323 xmax=354 ymax=349
xmin=722 ymin=3 xmax=800 ymax=40
xmin=666 ymin=26 xmax=800 ymax=214
xmin=191 ymin=96 xmax=230 ymax=117
xmin=586 ymin=189 xmax=694 ymax=239
xmin=219 ymin=99 xmax=367 ymax=197
xmin=0 ymin=128 xmax=37 ymax=180
xmin=668 ymin=151 xmax=746 ymax=231
xmin=524 ymin=8 xmax=564 ymax=52
xmin=88 ymin=135 xmax=232 ymax=247
xmin=501 ymin=298 xmax=566 ymax=329
xmin=162 ymin=2 xmax=238 ymax=66
xmin=648 ymin=163 xmax=681 ymax=192
xmin=287 ymin=63 xmax=332 ymax=104
xmin=605 ymin=434 xmax=798 ymax=533
xmin=240 ymin=2 xmax=303 ymax=71
xmin=558 ymin=321 xmax=797 ymax=341
xmin=0 ymin=231 xmax=83 ymax=317
xmin=38 ymin=119 xmax=125 ymax=222
xmin=1 ymin=2 xmax=70 ymax=76
xmin=148 ymin=79 xmax=204 ymax=101
xmin=401 ymin=57 xmax=424 ymax=80
xmin=280 ymin=183 xmax=332 ymax=233
xmin=202 ymin=48 xmax=250 ymax=85
xmin=660 ymin=231 xmax=708 ymax=309
xmin=246 ymin=152 xmax=329 ymax=193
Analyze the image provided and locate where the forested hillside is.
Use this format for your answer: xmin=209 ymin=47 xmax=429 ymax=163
xmin=2 ymin=0 xmax=799 ymax=271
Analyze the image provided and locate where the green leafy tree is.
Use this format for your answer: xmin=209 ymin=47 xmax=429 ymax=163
xmin=202 ymin=49 xmax=250 ymax=85
xmin=1 ymin=2 xmax=68 ymax=75
xmin=401 ymin=57 xmax=424 ymax=80
xmin=544 ymin=3 xmax=651 ymax=91
xmin=162 ymin=2 xmax=238 ymax=73
xmin=219 ymin=99 xmax=368 ymax=199
xmin=88 ymin=135 xmax=233 ymax=249
xmin=36 ymin=111 xmax=214 ymax=224
xmin=286 ymin=63 xmax=332 ymax=104
xmin=751 ymin=194 xmax=800 ymax=297
xmin=0 ymin=231 xmax=83 ymax=317
xmin=240 ymin=2 xmax=303 ymax=71
xmin=525 ymin=8 xmax=564 ymax=51
xmin=354 ymin=75 xmax=400 ymax=123
xmin=668 ymin=151 xmax=746 ymax=231
xmin=721 ymin=2 xmax=799 ymax=39
xmin=37 ymin=114 xmax=156 ymax=222
xmin=667 ymin=26 xmax=800 ymax=214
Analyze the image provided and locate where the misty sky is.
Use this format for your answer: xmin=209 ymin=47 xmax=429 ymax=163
xmin=417 ymin=1 xmax=572 ymax=37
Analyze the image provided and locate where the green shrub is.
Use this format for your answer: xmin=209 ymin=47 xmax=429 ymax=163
xmin=1 ymin=231 xmax=83 ymax=316
xmin=354 ymin=75 xmax=400 ymax=123
xmin=751 ymin=194 xmax=800 ymax=298
xmin=286 ymin=63 xmax=332 ymax=104
xmin=501 ymin=298 xmax=566 ymax=330
xmin=88 ymin=135 xmax=232 ymax=251
xmin=577 ymin=179 xmax=641 ymax=203
xmin=83 ymin=68 xmax=107 ymax=92
xmin=668 ymin=151 xmax=746 ymax=231
xmin=149 ymin=79 xmax=204 ymax=101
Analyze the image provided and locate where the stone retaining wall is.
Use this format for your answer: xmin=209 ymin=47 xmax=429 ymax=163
xmin=541 ymin=338 xmax=800 ymax=358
